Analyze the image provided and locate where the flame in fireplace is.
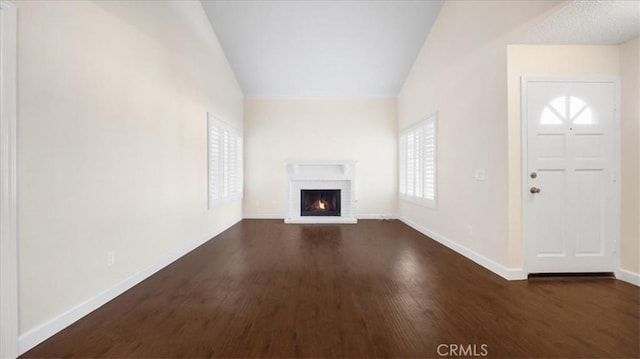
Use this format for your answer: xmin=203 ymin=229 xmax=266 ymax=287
xmin=314 ymin=199 xmax=329 ymax=211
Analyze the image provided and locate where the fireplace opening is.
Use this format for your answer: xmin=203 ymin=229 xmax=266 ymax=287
xmin=301 ymin=189 xmax=341 ymax=216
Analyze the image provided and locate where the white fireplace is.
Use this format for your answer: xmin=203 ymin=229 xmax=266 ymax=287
xmin=285 ymin=161 xmax=357 ymax=224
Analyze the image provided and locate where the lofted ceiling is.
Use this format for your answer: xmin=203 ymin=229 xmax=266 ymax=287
xmin=520 ymin=0 xmax=640 ymax=45
xmin=201 ymin=0 xmax=443 ymax=97
xmin=202 ymin=0 xmax=639 ymax=98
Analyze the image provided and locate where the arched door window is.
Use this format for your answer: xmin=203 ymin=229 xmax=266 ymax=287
xmin=540 ymin=96 xmax=595 ymax=125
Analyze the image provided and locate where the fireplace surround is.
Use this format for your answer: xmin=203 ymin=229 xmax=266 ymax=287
xmin=285 ymin=161 xmax=356 ymax=224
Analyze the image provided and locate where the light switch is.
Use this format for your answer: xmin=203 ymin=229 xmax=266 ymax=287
xmin=474 ymin=169 xmax=486 ymax=181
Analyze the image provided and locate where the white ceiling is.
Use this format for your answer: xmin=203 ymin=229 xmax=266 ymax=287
xmin=520 ymin=0 xmax=640 ymax=45
xmin=201 ymin=0 xmax=443 ymax=97
xmin=202 ymin=0 xmax=639 ymax=98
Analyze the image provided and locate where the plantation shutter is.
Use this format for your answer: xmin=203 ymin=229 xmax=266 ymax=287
xmin=399 ymin=114 xmax=436 ymax=207
xmin=399 ymin=133 xmax=407 ymax=195
xmin=235 ymin=133 xmax=243 ymax=197
xmin=423 ymin=120 xmax=435 ymax=201
xmin=208 ymin=118 xmax=220 ymax=204
xmin=208 ymin=114 xmax=243 ymax=207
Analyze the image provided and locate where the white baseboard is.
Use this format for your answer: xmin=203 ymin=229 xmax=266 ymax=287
xmin=617 ymin=269 xmax=640 ymax=286
xmin=242 ymin=214 xmax=283 ymax=219
xmin=357 ymin=214 xmax=397 ymax=220
xmin=242 ymin=214 xmax=397 ymax=221
xmin=18 ymin=218 xmax=242 ymax=355
xmin=398 ymin=216 xmax=526 ymax=281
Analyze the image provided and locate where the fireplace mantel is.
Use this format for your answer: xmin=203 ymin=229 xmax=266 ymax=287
xmin=285 ymin=161 xmax=357 ymax=224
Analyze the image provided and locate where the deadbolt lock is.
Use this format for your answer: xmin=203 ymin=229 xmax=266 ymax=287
xmin=530 ymin=187 xmax=541 ymax=194
xmin=530 ymin=172 xmax=537 ymax=179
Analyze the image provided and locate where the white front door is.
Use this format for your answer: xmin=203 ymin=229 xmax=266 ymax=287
xmin=523 ymin=79 xmax=618 ymax=273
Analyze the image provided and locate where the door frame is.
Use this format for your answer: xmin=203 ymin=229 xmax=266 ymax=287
xmin=0 ymin=0 xmax=18 ymax=357
xmin=521 ymin=77 xmax=621 ymax=276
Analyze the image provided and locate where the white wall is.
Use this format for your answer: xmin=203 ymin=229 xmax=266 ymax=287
xmin=16 ymin=0 xmax=243 ymax=341
xmin=398 ymin=0 xmax=561 ymax=273
xmin=620 ymin=37 xmax=639 ymax=275
xmin=506 ymin=44 xmax=622 ymax=269
xmin=243 ymin=98 xmax=397 ymax=218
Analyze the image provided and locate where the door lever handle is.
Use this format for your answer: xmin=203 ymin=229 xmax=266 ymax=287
xmin=530 ymin=187 xmax=541 ymax=194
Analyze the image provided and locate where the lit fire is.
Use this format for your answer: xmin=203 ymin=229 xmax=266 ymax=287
xmin=314 ymin=199 xmax=329 ymax=211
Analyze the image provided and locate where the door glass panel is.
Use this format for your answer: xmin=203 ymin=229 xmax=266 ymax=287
xmin=570 ymin=96 xmax=596 ymax=124
xmin=541 ymin=107 xmax=563 ymax=124
xmin=549 ymin=97 xmax=566 ymax=118
xmin=540 ymin=97 xmax=566 ymax=125
xmin=573 ymin=107 xmax=595 ymax=124
xmin=569 ymin=97 xmax=586 ymax=118
xmin=540 ymin=96 xmax=595 ymax=125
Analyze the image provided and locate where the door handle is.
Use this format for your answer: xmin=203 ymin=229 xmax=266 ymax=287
xmin=530 ymin=187 xmax=541 ymax=194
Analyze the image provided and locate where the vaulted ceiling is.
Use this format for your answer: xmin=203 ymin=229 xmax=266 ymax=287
xmin=201 ymin=0 xmax=443 ymax=97
xmin=202 ymin=0 xmax=639 ymax=98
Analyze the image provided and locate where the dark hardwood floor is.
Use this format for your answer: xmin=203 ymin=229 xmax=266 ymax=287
xmin=22 ymin=219 xmax=639 ymax=358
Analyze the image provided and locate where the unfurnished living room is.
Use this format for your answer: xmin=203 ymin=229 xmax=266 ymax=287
xmin=0 ymin=0 xmax=639 ymax=358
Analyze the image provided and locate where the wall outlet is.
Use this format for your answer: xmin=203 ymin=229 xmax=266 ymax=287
xmin=467 ymin=225 xmax=473 ymax=236
xmin=106 ymin=251 xmax=115 ymax=267
xmin=474 ymin=169 xmax=486 ymax=181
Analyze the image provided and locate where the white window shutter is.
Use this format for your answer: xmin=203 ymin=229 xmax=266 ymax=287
xmin=222 ymin=128 xmax=230 ymax=198
xmin=207 ymin=114 xmax=243 ymax=208
xmin=236 ymin=133 xmax=243 ymax=197
xmin=407 ymin=132 xmax=415 ymax=196
xmin=399 ymin=134 xmax=407 ymax=195
xmin=423 ymin=121 xmax=435 ymax=200
xmin=208 ymin=117 xmax=220 ymax=205
xmin=399 ymin=113 xmax=437 ymax=207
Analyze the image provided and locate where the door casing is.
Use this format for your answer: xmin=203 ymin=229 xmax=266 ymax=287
xmin=0 ymin=0 xmax=18 ymax=357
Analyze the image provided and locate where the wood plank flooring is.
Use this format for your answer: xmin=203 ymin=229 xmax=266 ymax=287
xmin=22 ymin=219 xmax=639 ymax=358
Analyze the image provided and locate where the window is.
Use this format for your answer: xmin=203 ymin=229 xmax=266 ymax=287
xmin=208 ymin=113 xmax=243 ymax=207
xmin=399 ymin=113 xmax=436 ymax=208
xmin=540 ymin=96 xmax=595 ymax=125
